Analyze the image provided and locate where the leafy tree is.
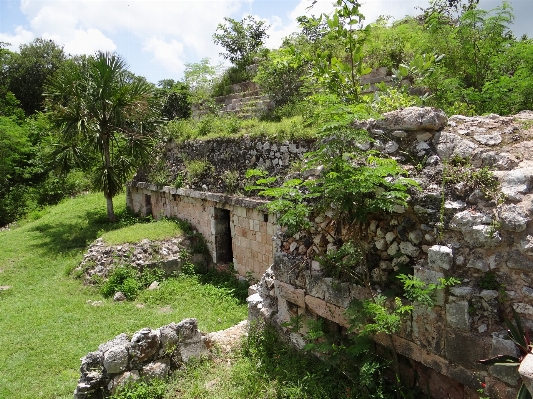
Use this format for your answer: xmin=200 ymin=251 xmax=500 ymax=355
xmin=45 ymin=52 xmax=157 ymax=221
xmin=213 ymin=15 xmax=270 ymax=68
xmin=184 ymin=58 xmax=224 ymax=108
xmin=156 ymin=79 xmax=191 ymax=120
xmin=6 ymin=38 xmax=66 ymax=115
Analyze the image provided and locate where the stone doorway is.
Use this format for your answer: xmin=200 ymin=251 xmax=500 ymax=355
xmin=214 ymin=208 xmax=233 ymax=263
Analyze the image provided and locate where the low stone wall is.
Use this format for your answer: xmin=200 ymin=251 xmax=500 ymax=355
xmin=74 ymin=318 xmax=207 ymax=398
xmin=74 ymin=237 xmax=207 ymax=285
xmin=126 ymin=185 xmax=279 ymax=279
xmin=157 ymin=136 xmax=314 ymax=193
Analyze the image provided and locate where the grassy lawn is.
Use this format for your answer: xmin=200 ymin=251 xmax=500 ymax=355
xmin=0 ymin=192 xmax=247 ymax=399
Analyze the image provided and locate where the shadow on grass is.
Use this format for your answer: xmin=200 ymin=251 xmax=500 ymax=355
xmin=27 ymin=207 xmax=153 ymax=255
xmin=195 ymin=268 xmax=250 ymax=304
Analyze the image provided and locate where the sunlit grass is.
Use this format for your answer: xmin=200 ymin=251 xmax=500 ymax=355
xmin=0 ymin=192 xmax=247 ymax=399
xmin=100 ymin=219 xmax=185 ymax=245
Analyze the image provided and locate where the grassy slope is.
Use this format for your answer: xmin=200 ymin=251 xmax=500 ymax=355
xmin=0 ymin=193 xmax=247 ymax=399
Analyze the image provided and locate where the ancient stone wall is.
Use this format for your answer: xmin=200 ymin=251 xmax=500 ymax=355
xmin=129 ymin=106 xmax=533 ymax=399
xmin=74 ymin=318 xmax=207 ymax=399
xmin=126 ymin=184 xmax=279 ymax=279
xmin=247 ymin=108 xmax=533 ymax=399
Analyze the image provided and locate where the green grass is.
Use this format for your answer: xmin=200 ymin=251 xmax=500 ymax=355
xmin=0 ymin=192 xmax=247 ymax=399
xmin=165 ymin=114 xmax=315 ymax=143
xmin=100 ymin=219 xmax=186 ymax=245
xmin=161 ymin=322 xmax=394 ymax=399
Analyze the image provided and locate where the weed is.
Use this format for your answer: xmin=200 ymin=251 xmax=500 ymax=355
xmin=110 ymin=379 xmax=167 ymax=399
xmin=222 ymin=170 xmax=240 ymax=194
xmin=184 ymin=159 xmax=214 ymax=182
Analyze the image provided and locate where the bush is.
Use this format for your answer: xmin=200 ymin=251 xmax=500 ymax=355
xmin=100 ymin=266 xmax=141 ymax=300
xmin=110 ymin=379 xmax=167 ymax=399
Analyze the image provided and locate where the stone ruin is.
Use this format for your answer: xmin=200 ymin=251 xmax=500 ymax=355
xmin=74 ymin=318 xmax=207 ymax=398
xmin=124 ymin=106 xmax=533 ymax=398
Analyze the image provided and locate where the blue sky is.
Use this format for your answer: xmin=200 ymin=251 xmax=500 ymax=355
xmin=1 ymin=0 xmax=531 ymax=85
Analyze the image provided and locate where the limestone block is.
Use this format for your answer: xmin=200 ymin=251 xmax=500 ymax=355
xmin=414 ymin=266 xmax=445 ymax=305
xmin=142 ymin=358 xmax=170 ymax=380
xmin=507 ymin=250 xmax=533 ymax=271
xmin=324 ymin=279 xmax=352 ymax=308
xmin=375 ymin=238 xmax=387 ymax=250
xmin=399 ymin=241 xmax=420 ymax=257
xmin=467 ymin=257 xmax=489 ymax=272
xmin=412 ymin=305 xmax=445 ymax=354
xmin=479 ymin=290 xmax=498 ymax=301
xmin=392 ymin=255 xmax=410 ymax=270
xmin=392 ymin=130 xmax=407 ymax=138
xmin=444 ymin=200 xmax=466 ymax=210
xmin=428 ymin=245 xmax=453 ymax=270
xmin=377 ymin=107 xmax=447 ymax=131
xmin=385 ymin=231 xmax=396 ymax=244
xmin=275 ymin=280 xmax=305 ymax=307
xmin=498 ymin=204 xmax=528 ymax=232
xmin=433 ymin=131 xmax=479 ymax=160
xmin=446 ymin=301 xmax=470 ymax=330
xmin=103 ymin=345 xmax=129 ymax=374
xmin=74 ymin=371 xmax=104 ymax=398
xmin=408 ymin=230 xmax=424 ymax=245
xmin=520 ymin=236 xmax=533 ymax=257
xmin=445 ymin=330 xmax=490 ymax=370
xmin=384 ymin=141 xmax=399 ymax=153
xmin=304 ymin=295 xmax=349 ymax=328
xmin=473 ymin=133 xmax=502 ymax=146
xmin=450 ymin=210 xmax=492 ymax=231
xmin=305 ymin=271 xmax=326 ymax=299
xmin=130 ymin=328 xmax=160 ymax=363
xmin=108 ymin=370 xmax=140 ymax=395
xmin=464 ymin=225 xmax=501 ymax=248
xmin=497 ymin=167 xmax=533 ymax=201
xmin=159 ymin=323 xmax=180 ymax=356
xmin=449 ymin=286 xmax=475 ymax=298
xmin=513 ymin=303 xmax=533 ymax=315
xmin=387 ymin=241 xmax=399 ymax=256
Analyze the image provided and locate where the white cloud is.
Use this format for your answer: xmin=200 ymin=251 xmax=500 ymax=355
xmin=12 ymin=0 xmax=251 ymax=78
xmin=0 ymin=26 xmax=35 ymax=51
xmin=143 ymin=37 xmax=185 ymax=74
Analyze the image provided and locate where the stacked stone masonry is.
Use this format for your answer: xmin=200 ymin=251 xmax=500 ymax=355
xmin=74 ymin=318 xmax=207 ymax=399
xmin=130 ymin=106 xmax=533 ymax=399
xmin=247 ymin=108 xmax=533 ymax=399
xmin=127 ymin=184 xmax=278 ymax=279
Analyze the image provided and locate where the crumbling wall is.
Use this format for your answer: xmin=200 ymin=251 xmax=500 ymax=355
xmin=248 ymin=108 xmax=533 ymax=399
xmin=73 ymin=318 xmax=207 ymax=399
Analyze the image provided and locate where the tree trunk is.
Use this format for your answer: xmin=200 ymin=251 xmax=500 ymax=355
xmin=102 ymin=131 xmax=116 ymax=222
xmin=106 ymin=194 xmax=116 ymax=222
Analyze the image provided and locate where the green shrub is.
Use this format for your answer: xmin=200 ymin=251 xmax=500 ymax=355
xmin=101 ymin=266 xmax=141 ymax=300
xmin=185 ymin=159 xmax=213 ymax=182
xmin=110 ymin=379 xmax=167 ymax=399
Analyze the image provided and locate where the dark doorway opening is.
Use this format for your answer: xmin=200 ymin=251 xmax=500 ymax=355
xmin=144 ymin=194 xmax=152 ymax=217
xmin=214 ymin=208 xmax=233 ymax=263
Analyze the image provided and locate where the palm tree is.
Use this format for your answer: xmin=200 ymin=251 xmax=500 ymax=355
xmin=45 ymin=52 xmax=156 ymax=221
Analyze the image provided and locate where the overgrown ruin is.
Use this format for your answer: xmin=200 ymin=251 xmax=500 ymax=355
xmin=125 ymin=106 xmax=533 ymax=399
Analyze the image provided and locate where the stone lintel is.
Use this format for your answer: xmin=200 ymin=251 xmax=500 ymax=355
xmin=304 ymin=295 xmax=349 ymax=328
xmin=275 ymin=281 xmax=305 ymax=308
xmin=128 ymin=182 xmax=269 ymax=210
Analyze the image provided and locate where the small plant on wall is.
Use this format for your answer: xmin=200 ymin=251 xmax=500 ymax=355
xmin=478 ymin=308 xmax=533 ymax=399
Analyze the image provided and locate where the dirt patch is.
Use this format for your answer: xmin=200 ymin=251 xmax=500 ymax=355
xmin=204 ymin=320 xmax=248 ymax=353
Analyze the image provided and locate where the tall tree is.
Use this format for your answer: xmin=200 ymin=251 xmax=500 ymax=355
xmin=213 ymin=15 xmax=269 ymax=68
xmin=7 ymin=38 xmax=66 ymax=115
xmin=45 ymin=52 xmax=157 ymax=221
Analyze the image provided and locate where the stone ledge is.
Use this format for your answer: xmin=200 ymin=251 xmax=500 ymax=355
xmin=129 ymin=182 xmax=269 ymax=209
